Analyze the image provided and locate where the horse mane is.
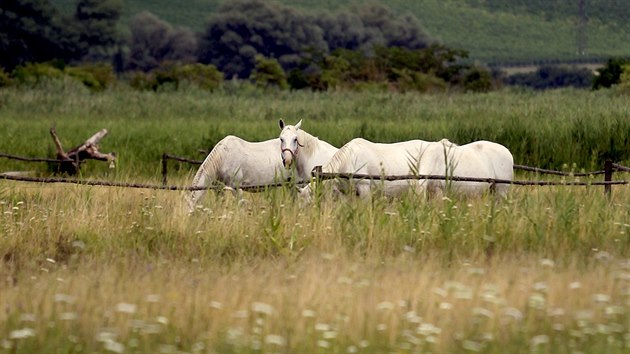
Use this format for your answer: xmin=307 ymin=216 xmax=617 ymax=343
xmin=324 ymin=139 xmax=365 ymax=172
xmin=297 ymin=129 xmax=320 ymax=160
xmin=191 ymin=136 xmax=231 ymax=186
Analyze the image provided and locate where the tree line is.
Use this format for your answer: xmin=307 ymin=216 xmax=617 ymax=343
xmin=0 ymin=0 xmax=626 ymax=92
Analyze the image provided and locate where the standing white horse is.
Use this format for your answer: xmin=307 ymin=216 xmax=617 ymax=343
xmin=278 ymin=119 xmax=339 ymax=181
xmin=187 ymin=135 xmax=288 ymax=211
xmin=299 ymin=138 xmax=513 ymax=201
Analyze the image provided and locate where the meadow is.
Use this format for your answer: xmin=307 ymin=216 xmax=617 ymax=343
xmin=0 ymin=82 xmax=629 ymax=353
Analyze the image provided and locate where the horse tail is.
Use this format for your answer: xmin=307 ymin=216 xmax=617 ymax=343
xmin=186 ymin=137 xmax=230 ymax=211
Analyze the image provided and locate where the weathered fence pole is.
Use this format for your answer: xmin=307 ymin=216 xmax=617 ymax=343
xmin=161 ymin=153 xmax=168 ymax=186
xmin=604 ymin=159 xmax=613 ymax=198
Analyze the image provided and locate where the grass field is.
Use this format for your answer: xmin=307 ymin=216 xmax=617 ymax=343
xmin=0 ymin=83 xmax=629 ymax=353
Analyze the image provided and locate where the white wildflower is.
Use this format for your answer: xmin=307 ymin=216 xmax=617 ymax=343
xmin=302 ymin=309 xmax=316 ymax=318
xmin=251 ymin=302 xmax=274 ymax=316
xmin=103 ymin=340 xmax=125 ymax=354
xmin=146 ymin=294 xmax=161 ymax=303
xmin=9 ymin=328 xmax=35 ymax=339
xmin=315 ymin=323 xmax=330 ymax=332
xmin=503 ymin=307 xmax=523 ymax=321
xmin=265 ymin=334 xmax=286 ymax=346
xmin=376 ymin=301 xmax=394 ymax=311
xmin=54 ymin=293 xmax=76 ymax=304
xmin=115 ymin=303 xmax=137 ymax=314
xmin=472 ymin=307 xmax=494 ymax=319
xmin=209 ymin=301 xmax=223 ymax=310
xmin=530 ymin=334 xmax=549 ymax=346
xmin=592 ymin=294 xmax=611 ymax=304
xmin=317 ymin=340 xmax=330 ymax=348
xmin=19 ymin=314 xmax=36 ymax=322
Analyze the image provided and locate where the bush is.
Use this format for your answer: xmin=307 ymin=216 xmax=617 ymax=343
xmin=173 ymin=63 xmax=224 ymax=91
xmin=505 ymin=66 xmax=593 ymax=90
xmin=0 ymin=68 xmax=12 ymax=87
xmin=124 ymin=63 xmax=224 ymax=91
xmin=592 ymin=58 xmax=627 ymax=90
xmin=461 ymin=66 xmax=494 ymax=92
xmin=617 ymin=64 xmax=630 ymax=94
xmin=65 ymin=63 xmax=116 ymax=91
xmin=11 ymin=62 xmax=65 ymax=86
xmin=393 ymin=68 xmax=447 ymax=93
xmin=125 ymin=71 xmax=154 ymax=90
xmin=249 ymin=55 xmax=288 ymax=90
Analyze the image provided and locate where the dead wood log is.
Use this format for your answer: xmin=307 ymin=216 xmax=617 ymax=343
xmin=50 ymin=127 xmax=116 ymax=175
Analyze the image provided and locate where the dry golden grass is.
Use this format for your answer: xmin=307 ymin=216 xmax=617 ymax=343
xmin=0 ymin=177 xmax=628 ymax=353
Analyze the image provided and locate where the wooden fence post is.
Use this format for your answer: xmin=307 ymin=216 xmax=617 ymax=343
xmin=604 ymin=159 xmax=613 ymax=198
xmin=161 ymin=153 xmax=168 ymax=186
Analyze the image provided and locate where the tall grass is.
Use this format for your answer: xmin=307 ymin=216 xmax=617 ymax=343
xmin=0 ymin=180 xmax=628 ymax=353
xmin=1 ymin=84 xmax=629 ymax=352
xmin=1 ymin=81 xmax=629 ymax=178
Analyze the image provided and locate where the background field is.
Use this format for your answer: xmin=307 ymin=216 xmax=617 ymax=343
xmin=1 ymin=84 xmax=629 ymax=353
xmin=51 ymin=0 xmax=630 ymax=64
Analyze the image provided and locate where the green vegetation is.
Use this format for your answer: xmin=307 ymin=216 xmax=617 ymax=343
xmin=1 ymin=85 xmax=629 ymax=353
xmin=50 ymin=0 xmax=630 ymax=64
xmin=1 ymin=82 xmax=629 ymax=176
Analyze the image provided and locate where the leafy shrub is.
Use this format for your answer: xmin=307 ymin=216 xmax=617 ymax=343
xmin=125 ymin=63 xmax=224 ymax=91
xmin=125 ymin=71 xmax=154 ymax=90
xmin=249 ymin=55 xmax=288 ymax=90
xmin=393 ymin=68 xmax=446 ymax=93
xmin=11 ymin=62 xmax=64 ymax=85
xmin=174 ymin=63 xmax=224 ymax=91
xmin=592 ymin=58 xmax=627 ymax=90
xmin=617 ymin=64 xmax=630 ymax=94
xmin=65 ymin=63 xmax=116 ymax=91
xmin=505 ymin=66 xmax=593 ymax=90
xmin=461 ymin=66 xmax=494 ymax=92
xmin=0 ymin=68 xmax=12 ymax=87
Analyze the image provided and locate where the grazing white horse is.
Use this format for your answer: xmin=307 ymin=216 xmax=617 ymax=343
xmin=187 ymin=135 xmax=288 ymax=211
xmin=278 ymin=119 xmax=339 ymax=181
xmin=299 ymin=138 xmax=434 ymax=200
xmin=299 ymin=138 xmax=513 ymax=201
xmin=417 ymin=139 xmax=513 ymax=198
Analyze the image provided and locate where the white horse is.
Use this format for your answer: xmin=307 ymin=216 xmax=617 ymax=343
xmin=417 ymin=139 xmax=513 ymax=198
xmin=278 ymin=119 xmax=339 ymax=182
xmin=299 ymin=138 xmax=513 ymax=201
xmin=298 ymin=138 xmax=434 ymax=200
xmin=187 ymin=135 xmax=288 ymax=211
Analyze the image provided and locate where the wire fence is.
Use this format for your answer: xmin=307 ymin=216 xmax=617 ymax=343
xmin=1 ymin=151 xmax=629 ymax=197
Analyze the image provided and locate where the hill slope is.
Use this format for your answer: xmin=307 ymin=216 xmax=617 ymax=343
xmin=52 ymin=0 xmax=630 ymax=64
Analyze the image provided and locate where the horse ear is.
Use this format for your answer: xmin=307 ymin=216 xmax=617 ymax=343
xmin=278 ymin=119 xmax=285 ymax=130
xmin=295 ymin=119 xmax=302 ymax=130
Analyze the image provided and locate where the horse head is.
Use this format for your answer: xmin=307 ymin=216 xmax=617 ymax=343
xmin=278 ymin=119 xmax=303 ymax=169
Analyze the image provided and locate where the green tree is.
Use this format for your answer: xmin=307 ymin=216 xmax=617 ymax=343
xmin=74 ymin=0 xmax=122 ymax=61
xmin=0 ymin=0 xmax=80 ymax=70
xmin=126 ymin=11 xmax=197 ymax=71
xmin=198 ymin=0 xmax=328 ymax=78
xmin=249 ymin=55 xmax=288 ymax=89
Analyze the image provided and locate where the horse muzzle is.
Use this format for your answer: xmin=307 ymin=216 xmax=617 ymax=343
xmin=281 ymin=149 xmax=295 ymax=168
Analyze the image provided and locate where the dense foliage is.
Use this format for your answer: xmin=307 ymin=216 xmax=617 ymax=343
xmin=2 ymin=0 xmax=629 ymax=92
xmin=504 ymin=66 xmax=594 ymax=90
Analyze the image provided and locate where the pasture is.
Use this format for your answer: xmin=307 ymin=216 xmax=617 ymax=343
xmin=0 ymin=82 xmax=629 ymax=353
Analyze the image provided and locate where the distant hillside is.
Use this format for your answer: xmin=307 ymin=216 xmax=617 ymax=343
xmin=52 ymin=0 xmax=630 ymax=65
